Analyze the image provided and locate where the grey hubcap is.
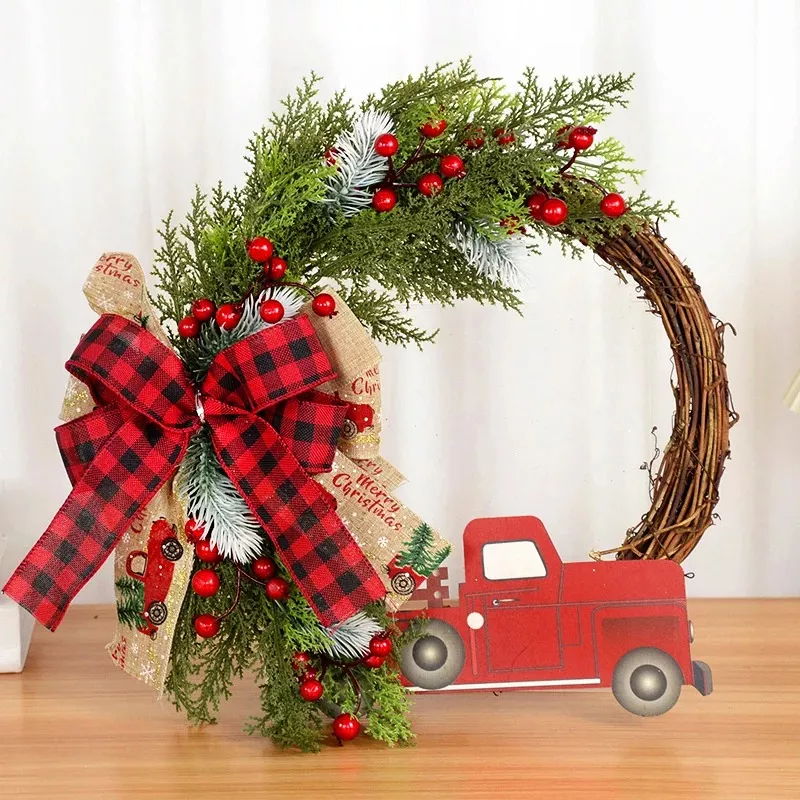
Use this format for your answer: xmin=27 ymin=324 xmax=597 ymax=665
xmin=630 ymin=664 xmax=667 ymax=701
xmin=413 ymin=636 xmax=448 ymax=671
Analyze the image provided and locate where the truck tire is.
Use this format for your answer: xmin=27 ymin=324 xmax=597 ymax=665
xmin=400 ymin=619 xmax=465 ymax=690
xmin=146 ymin=600 xmax=168 ymax=626
xmin=612 ymin=647 xmax=683 ymax=716
xmin=161 ymin=537 xmax=184 ymax=562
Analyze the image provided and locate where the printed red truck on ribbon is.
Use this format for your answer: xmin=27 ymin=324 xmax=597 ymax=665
xmin=394 ymin=516 xmax=713 ymax=716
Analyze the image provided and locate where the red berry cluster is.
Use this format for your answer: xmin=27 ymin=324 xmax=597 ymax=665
xmin=293 ymin=651 xmax=325 ymax=703
xmin=189 ymin=515 xmax=292 ymax=639
xmin=289 ymin=632 xmax=395 ymax=744
xmin=178 ymin=237 xmax=336 ymax=339
xmin=186 ymin=519 xmax=225 ymax=638
xmin=365 ymin=119 xmax=467 ymax=214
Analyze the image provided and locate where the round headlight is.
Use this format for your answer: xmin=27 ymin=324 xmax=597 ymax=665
xmin=688 ymin=620 xmax=695 ymax=643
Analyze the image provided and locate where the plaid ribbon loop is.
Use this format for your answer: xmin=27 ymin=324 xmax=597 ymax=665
xmin=4 ymin=313 xmax=385 ymax=631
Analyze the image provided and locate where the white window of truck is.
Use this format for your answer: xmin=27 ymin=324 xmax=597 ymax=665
xmin=482 ymin=540 xmax=547 ymax=580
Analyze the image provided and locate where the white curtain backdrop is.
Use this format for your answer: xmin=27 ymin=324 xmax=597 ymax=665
xmin=1 ymin=0 xmax=798 ymax=604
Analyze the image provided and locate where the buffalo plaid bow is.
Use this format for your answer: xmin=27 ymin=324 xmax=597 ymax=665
xmin=3 ymin=313 xmax=385 ymax=630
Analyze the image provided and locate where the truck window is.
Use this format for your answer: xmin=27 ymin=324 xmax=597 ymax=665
xmin=482 ymin=540 xmax=547 ymax=580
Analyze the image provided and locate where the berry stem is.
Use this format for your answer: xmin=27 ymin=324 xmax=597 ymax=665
xmin=217 ymin=568 xmax=242 ymax=621
xmin=393 ymin=138 xmax=427 ymax=179
xmin=559 ymin=150 xmax=580 ymax=175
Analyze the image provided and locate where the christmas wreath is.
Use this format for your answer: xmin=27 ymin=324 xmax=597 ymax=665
xmin=4 ymin=60 xmax=735 ymax=751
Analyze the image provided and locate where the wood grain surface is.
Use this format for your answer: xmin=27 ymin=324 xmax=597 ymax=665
xmin=0 ymin=600 xmax=798 ymax=799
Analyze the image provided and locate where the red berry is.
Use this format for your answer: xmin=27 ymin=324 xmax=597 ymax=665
xmin=266 ymin=577 xmax=290 ymax=601
xmin=292 ymin=652 xmax=312 ymax=672
xmin=526 ymin=192 xmax=548 ymax=220
xmin=494 ymin=128 xmax=515 ymax=146
xmin=362 ymin=654 xmax=385 ymax=669
xmin=312 ymin=293 xmax=336 ymax=317
xmin=541 ymin=198 xmax=568 ymax=226
xmin=374 ymin=133 xmax=399 ymax=157
xmin=194 ymin=614 xmax=220 ymax=638
xmin=299 ymin=678 xmax=324 ymax=702
xmin=324 ymin=147 xmax=339 ymax=166
xmin=372 ymin=187 xmax=397 ymax=212
xmin=184 ymin=519 xmax=205 ymax=544
xmin=420 ymin=119 xmax=447 ymax=138
xmin=439 ymin=154 xmax=465 ymax=179
xmin=259 ymin=298 xmax=285 ymax=324
xmin=265 ymin=256 xmax=288 ymax=281
xmin=192 ymin=568 xmax=220 ymax=598
xmin=178 ymin=316 xmax=200 ymax=338
xmin=600 ymin=192 xmax=627 ymax=218
xmin=369 ymin=634 xmax=393 ymax=657
xmin=191 ymin=298 xmax=215 ymax=323
xmin=247 ymin=236 xmax=274 ymax=263
xmin=252 ymin=557 xmax=277 ymax=581
xmin=332 ymin=713 xmax=361 ymax=742
xmin=215 ymin=303 xmax=241 ymax=331
xmin=195 ymin=539 xmax=222 ymax=564
xmin=300 ymin=667 xmax=318 ymax=681
xmin=463 ymin=125 xmax=485 ymax=149
xmin=417 ymin=172 xmax=444 ymax=197
xmin=568 ymin=126 xmax=596 ymax=151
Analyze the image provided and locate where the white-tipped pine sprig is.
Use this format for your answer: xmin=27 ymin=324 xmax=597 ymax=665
xmin=310 ymin=611 xmax=384 ymax=660
xmin=450 ymin=218 xmax=526 ymax=289
xmin=185 ymin=287 xmax=304 ymax=382
xmin=323 ymin=110 xmax=394 ymax=217
xmin=175 ymin=428 xmax=264 ymax=563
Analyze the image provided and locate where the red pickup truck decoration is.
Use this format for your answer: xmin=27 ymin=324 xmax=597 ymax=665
xmin=395 ymin=516 xmax=712 ymax=716
xmin=123 ymin=519 xmax=184 ymax=638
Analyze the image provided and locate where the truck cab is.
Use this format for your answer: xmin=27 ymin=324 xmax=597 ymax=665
xmin=395 ymin=516 xmax=712 ymax=716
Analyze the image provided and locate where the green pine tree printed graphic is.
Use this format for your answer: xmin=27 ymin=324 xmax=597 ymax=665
xmin=115 ymin=576 xmax=146 ymax=630
xmin=396 ymin=523 xmax=451 ymax=577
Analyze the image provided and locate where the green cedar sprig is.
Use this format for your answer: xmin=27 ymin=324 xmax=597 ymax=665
xmin=150 ymin=59 xmax=674 ymax=349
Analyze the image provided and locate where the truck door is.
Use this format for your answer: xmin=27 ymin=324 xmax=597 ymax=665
xmin=479 ymin=537 xmax=562 ymax=672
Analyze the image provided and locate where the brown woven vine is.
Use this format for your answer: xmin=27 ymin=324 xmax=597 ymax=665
xmin=591 ymin=226 xmax=738 ymax=563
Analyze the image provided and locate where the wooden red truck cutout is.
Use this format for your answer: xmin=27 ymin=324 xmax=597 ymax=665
xmin=395 ymin=516 xmax=712 ymax=716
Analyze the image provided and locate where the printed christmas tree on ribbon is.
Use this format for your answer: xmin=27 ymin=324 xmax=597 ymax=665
xmin=115 ymin=576 xmax=145 ymax=631
xmin=396 ymin=523 xmax=452 ymax=577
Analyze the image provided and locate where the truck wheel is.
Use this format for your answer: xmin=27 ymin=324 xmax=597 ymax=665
xmin=391 ymin=572 xmax=416 ymax=595
xmin=612 ymin=647 xmax=683 ymax=716
xmin=146 ymin=601 xmax=168 ymax=626
xmin=161 ymin=537 xmax=184 ymax=562
xmin=400 ymin=619 xmax=465 ymax=690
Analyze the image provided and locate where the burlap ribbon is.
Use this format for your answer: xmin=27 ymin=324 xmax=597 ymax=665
xmin=40 ymin=254 xmax=450 ymax=690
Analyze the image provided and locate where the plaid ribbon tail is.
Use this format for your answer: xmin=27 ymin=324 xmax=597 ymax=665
xmin=208 ymin=411 xmax=386 ymax=627
xmin=3 ymin=418 xmax=189 ymax=630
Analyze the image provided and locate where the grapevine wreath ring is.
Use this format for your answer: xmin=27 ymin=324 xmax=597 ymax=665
xmin=5 ymin=60 xmax=737 ymax=750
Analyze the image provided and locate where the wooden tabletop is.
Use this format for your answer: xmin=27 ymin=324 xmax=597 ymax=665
xmin=0 ymin=600 xmax=798 ymax=799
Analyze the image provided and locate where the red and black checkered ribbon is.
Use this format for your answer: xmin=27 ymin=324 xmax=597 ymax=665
xmin=3 ymin=313 xmax=385 ymax=630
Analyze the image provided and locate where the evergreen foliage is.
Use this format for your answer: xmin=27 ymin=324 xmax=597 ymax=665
xmin=150 ymin=60 xmax=674 ymax=350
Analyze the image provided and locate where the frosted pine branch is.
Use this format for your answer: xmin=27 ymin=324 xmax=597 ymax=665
xmin=175 ymin=428 xmax=264 ymax=563
xmin=323 ymin=110 xmax=393 ymax=217
xmin=292 ymin=611 xmax=383 ymax=660
xmin=450 ymin=219 xmax=525 ymax=289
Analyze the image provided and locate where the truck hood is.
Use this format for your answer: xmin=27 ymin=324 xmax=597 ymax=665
xmin=560 ymin=558 xmax=687 ymax=603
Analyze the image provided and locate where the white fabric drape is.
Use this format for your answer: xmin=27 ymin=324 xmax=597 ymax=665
xmin=1 ymin=0 xmax=798 ymax=603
